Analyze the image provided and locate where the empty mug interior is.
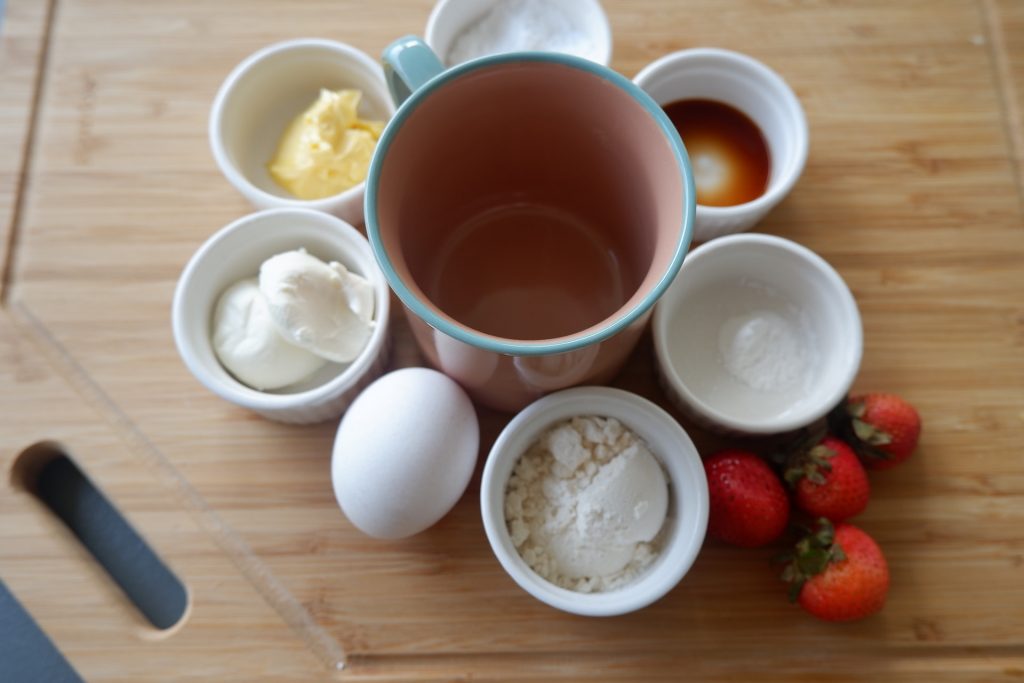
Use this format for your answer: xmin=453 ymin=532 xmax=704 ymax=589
xmin=375 ymin=59 xmax=684 ymax=343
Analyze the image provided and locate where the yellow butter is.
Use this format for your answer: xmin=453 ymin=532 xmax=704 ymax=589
xmin=268 ymin=89 xmax=384 ymax=200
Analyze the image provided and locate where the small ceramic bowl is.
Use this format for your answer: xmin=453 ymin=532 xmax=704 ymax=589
xmin=480 ymin=386 xmax=708 ymax=617
xmin=634 ymin=48 xmax=808 ymax=242
xmin=209 ymin=39 xmax=395 ymax=226
xmin=172 ymin=208 xmax=390 ymax=424
xmin=652 ymin=234 xmax=861 ymax=435
xmin=425 ymin=0 xmax=612 ymax=67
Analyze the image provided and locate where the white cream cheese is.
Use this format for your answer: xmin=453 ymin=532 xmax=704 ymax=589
xmin=258 ymin=249 xmax=374 ymax=364
xmin=212 ymin=278 xmax=326 ymax=390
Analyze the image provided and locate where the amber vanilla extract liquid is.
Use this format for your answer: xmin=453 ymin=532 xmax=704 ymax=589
xmin=663 ymin=99 xmax=771 ymax=207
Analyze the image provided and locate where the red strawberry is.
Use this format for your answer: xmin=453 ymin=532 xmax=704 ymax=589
xmin=784 ymin=436 xmax=869 ymax=522
xmin=704 ymin=450 xmax=789 ymax=548
xmin=829 ymin=394 xmax=922 ymax=470
xmin=781 ymin=519 xmax=889 ymax=622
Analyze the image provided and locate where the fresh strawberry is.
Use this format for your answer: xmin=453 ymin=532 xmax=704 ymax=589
xmin=781 ymin=519 xmax=889 ymax=622
xmin=704 ymin=450 xmax=789 ymax=548
xmin=784 ymin=436 xmax=869 ymax=522
xmin=829 ymin=393 xmax=921 ymax=470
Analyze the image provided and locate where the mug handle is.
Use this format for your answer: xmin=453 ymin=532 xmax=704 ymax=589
xmin=382 ymin=35 xmax=445 ymax=108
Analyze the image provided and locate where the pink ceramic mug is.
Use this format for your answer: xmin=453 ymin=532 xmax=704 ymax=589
xmin=365 ymin=37 xmax=696 ymax=411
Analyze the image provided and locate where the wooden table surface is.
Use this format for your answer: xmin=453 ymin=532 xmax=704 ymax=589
xmin=2 ymin=0 xmax=1023 ymax=680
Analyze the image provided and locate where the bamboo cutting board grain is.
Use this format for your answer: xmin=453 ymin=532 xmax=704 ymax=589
xmin=1 ymin=0 xmax=1023 ymax=680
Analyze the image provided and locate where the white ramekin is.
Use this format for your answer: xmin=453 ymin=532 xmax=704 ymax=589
xmin=209 ymin=39 xmax=395 ymax=226
xmin=425 ymin=0 xmax=612 ymax=67
xmin=653 ymin=233 xmax=861 ymax=435
xmin=634 ymin=48 xmax=808 ymax=242
xmin=480 ymin=386 xmax=708 ymax=617
xmin=172 ymin=208 xmax=390 ymax=424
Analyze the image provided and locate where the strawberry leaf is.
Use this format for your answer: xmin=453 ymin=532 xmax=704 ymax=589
xmin=809 ymin=444 xmax=836 ymax=467
xmin=783 ymin=466 xmax=805 ymax=487
xmin=847 ymin=400 xmax=866 ymax=419
xmin=813 ymin=518 xmax=836 ymax=546
xmin=781 ymin=518 xmax=846 ymax=602
xmin=832 ymin=544 xmax=847 ymax=563
xmin=787 ymin=577 xmax=805 ymax=603
xmin=798 ymin=548 xmax=831 ymax=576
xmin=831 ymin=400 xmax=896 ymax=464
xmin=852 ymin=418 xmax=893 ymax=447
xmin=855 ymin=442 xmax=895 ymax=463
xmin=783 ymin=440 xmax=834 ymax=488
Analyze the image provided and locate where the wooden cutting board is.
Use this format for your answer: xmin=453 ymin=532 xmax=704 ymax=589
xmin=2 ymin=0 xmax=1023 ymax=680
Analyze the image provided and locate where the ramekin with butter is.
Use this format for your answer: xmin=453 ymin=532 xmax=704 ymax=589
xmin=209 ymin=39 xmax=394 ymax=226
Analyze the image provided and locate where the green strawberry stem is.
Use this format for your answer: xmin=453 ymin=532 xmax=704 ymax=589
xmin=783 ymin=442 xmax=836 ymax=487
xmin=827 ymin=398 xmax=894 ymax=464
xmin=767 ymin=421 xmax=828 ymax=475
xmin=852 ymin=416 xmax=893 ymax=447
xmin=780 ymin=518 xmax=846 ymax=602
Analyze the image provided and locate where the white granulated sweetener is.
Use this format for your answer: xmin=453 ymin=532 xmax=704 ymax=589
xmin=446 ymin=0 xmax=598 ymax=66
xmin=504 ymin=416 xmax=669 ymax=593
xmin=718 ymin=309 xmax=813 ymax=392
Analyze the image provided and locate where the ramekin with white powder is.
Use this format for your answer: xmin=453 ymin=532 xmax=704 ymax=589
xmin=504 ymin=415 xmax=669 ymax=593
xmin=426 ymin=0 xmax=612 ymax=67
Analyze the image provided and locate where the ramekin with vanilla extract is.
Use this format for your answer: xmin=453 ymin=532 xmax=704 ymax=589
xmin=635 ymin=48 xmax=808 ymax=242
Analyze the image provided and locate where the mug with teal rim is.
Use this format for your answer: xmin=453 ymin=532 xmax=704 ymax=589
xmin=365 ymin=36 xmax=695 ymax=412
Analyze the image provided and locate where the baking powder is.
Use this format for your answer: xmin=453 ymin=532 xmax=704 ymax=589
xmin=718 ymin=309 xmax=812 ymax=392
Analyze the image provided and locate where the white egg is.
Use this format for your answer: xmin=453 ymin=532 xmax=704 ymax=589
xmin=331 ymin=368 xmax=479 ymax=539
